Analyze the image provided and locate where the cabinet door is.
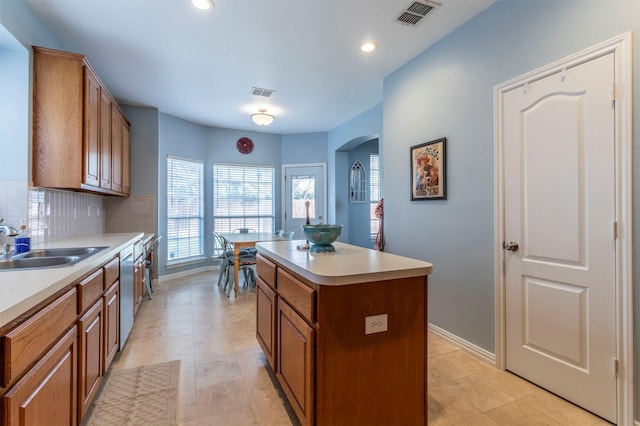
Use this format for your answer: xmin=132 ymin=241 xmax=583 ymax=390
xmin=122 ymin=122 xmax=130 ymax=195
xmin=277 ymin=299 xmax=315 ymax=426
xmin=111 ymin=108 xmax=123 ymax=193
xmin=2 ymin=326 xmax=78 ymax=426
xmin=78 ymin=298 xmax=104 ymax=422
xmin=83 ymin=67 xmax=101 ymax=188
xmin=103 ymin=281 xmax=120 ymax=373
xmin=99 ymin=90 xmax=112 ymax=190
xmin=256 ymin=277 xmax=277 ymax=369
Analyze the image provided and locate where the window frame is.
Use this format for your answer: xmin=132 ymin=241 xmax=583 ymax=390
xmin=212 ymin=163 xmax=276 ymax=255
xmin=166 ymin=155 xmax=204 ymax=265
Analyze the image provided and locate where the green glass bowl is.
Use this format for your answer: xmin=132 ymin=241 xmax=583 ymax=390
xmin=302 ymin=224 xmax=343 ymax=252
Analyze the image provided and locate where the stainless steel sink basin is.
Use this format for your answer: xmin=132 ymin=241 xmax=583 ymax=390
xmin=15 ymin=246 xmax=108 ymax=259
xmin=1 ymin=246 xmax=108 ymax=270
xmin=0 ymin=256 xmax=79 ymax=270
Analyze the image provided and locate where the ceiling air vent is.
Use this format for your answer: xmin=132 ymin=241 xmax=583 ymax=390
xmin=396 ymin=0 xmax=440 ymax=26
xmin=251 ymin=87 xmax=275 ymax=98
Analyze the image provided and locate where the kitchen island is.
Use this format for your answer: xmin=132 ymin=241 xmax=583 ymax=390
xmin=255 ymin=240 xmax=433 ymax=426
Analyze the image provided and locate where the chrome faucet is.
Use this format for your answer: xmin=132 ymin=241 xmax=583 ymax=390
xmin=0 ymin=218 xmax=18 ymax=237
xmin=0 ymin=218 xmax=19 ymax=256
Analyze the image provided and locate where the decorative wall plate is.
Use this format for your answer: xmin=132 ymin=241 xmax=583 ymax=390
xmin=237 ymin=137 xmax=254 ymax=154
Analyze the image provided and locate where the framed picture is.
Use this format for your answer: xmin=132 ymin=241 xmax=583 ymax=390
xmin=410 ymin=137 xmax=446 ymax=200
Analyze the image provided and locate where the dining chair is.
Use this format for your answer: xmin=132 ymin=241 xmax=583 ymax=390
xmin=283 ymin=231 xmax=295 ymax=239
xmin=214 ymin=232 xmax=257 ymax=294
xmin=143 ymin=235 xmax=162 ymax=299
xmin=275 ymin=229 xmax=285 ymax=237
xmin=232 ymin=228 xmax=256 ymax=233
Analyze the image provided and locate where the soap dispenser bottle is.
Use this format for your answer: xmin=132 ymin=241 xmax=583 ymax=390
xmin=15 ymin=220 xmax=31 ymax=253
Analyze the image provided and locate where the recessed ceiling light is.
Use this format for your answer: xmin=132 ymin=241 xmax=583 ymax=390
xmin=192 ymin=0 xmax=213 ymax=10
xmin=360 ymin=41 xmax=377 ymax=53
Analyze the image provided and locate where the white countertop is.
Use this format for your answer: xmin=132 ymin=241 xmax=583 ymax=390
xmin=256 ymin=240 xmax=432 ymax=285
xmin=0 ymin=232 xmax=143 ymax=328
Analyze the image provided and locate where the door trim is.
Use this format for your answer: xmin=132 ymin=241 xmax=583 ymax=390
xmin=493 ymin=32 xmax=633 ymax=424
xmin=282 ymin=162 xmax=328 ymax=230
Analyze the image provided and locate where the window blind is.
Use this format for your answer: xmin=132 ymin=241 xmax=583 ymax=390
xmin=167 ymin=156 xmax=203 ymax=261
xmin=213 ymin=164 xmax=275 ymax=253
xmin=369 ymin=153 xmax=380 ymax=238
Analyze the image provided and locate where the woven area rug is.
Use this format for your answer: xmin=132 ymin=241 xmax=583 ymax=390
xmin=84 ymin=360 xmax=180 ymax=426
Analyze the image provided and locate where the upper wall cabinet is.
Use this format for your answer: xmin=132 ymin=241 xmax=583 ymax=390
xmin=32 ymin=46 xmax=130 ymax=197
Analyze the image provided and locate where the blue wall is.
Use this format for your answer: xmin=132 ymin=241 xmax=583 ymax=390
xmin=327 ymin=103 xmax=382 ymax=240
xmin=383 ymin=0 xmax=639 ymax=356
xmin=281 ymin=133 xmax=328 ymax=165
xmin=0 ymin=45 xmax=29 ymax=181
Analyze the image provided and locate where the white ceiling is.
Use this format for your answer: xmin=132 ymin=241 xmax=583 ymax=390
xmin=25 ymin=0 xmax=495 ymax=134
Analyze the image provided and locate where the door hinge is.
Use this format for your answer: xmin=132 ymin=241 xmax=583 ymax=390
xmin=610 ymin=83 xmax=616 ymax=103
xmin=613 ymin=221 xmax=618 ymax=239
xmin=614 ymin=358 xmax=619 ymax=376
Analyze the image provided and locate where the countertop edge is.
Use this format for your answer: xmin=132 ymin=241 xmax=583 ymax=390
xmin=0 ymin=232 xmax=144 ymax=328
xmin=256 ymin=240 xmax=433 ymax=286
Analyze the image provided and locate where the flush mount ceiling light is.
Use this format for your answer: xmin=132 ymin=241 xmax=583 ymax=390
xmin=192 ymin=0 xmax=213 ymax=10
xmin=360 ymin=41 xmax=377 ymax=53
xmin=251 ymin=109 xmax=275 ymax=126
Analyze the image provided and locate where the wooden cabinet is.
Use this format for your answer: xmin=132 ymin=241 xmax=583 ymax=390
xmin=84 ymin=67 xmax=101 ymax=188
xmin=1 ymin=326 xmax=78 ymax=426
xmin=0 ymin=288 xmax=78 ymax=426
xmin=33 ymin=46 xmax=130 ymax=197
xmin=255 ymin=253 xmax=428 ymax=426
xmin=99 ymin=89 xmax=113 ymax=190
xmin=276 ymin=299 xmax=315 ymax=426
xmin=78 ymin=299 xmax=104 ymax=422
xmin=103 ymin=281 xmax=120 ymax=373
xmin=256 ymin=277 xmax=277 ymax=369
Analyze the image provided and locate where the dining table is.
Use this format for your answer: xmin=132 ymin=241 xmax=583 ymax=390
xmin=218 ymin=232 xmax=288 ymax=297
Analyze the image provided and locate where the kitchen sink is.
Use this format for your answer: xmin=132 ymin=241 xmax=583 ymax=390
xmin=0 ymin=246 xmax=108 ymax=270
xmin=14 ymin=246 xmax=108 ymax=259
xmin=0 ymin=256 xmax=79 ymax=270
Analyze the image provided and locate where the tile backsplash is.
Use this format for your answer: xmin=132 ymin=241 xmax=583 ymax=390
xmin=28 ymin=188 xmax=104 ymax=245
xmin=103 ymin=195 xmax=155 ymax=235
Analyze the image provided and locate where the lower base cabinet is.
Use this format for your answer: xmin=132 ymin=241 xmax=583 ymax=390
xmin=78 ymin=298 xmax=104 ymax=422
xmin=103 ymin=281 xmax=120 ymax=373
xmin=276 ymin=299 xmax=315 ymax=426
xmin=256 ymin=277 xmax=276 ymax=369
xmin=1 ymin=326 xmax=78 ymax=426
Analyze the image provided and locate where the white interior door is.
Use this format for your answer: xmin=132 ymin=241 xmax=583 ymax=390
xmin=283 ymin=164 xmax=325 ymax=237
xmin=502 ymin=52 xmax=617 ymax=422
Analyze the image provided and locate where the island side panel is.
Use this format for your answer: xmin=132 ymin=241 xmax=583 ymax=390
xmin=315 ymin=276 xmax=428 ymax=426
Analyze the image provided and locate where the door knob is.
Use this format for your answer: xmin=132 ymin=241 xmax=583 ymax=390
xmin=503 ymin=241 xmax=519 ymax=251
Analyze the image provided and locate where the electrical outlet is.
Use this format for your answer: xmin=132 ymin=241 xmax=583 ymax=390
xmin=365 ymin=314 xmax=388 ymax=335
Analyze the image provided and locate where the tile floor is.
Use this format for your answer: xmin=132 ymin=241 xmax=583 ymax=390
xmin=108 ymin=271 xmax=612 ymax=426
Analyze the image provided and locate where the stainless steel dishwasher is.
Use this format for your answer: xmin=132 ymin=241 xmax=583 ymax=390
xmin=119 ymin=244 xmax=134 ymax=349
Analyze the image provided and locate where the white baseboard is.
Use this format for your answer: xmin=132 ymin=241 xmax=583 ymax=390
xmin=158 ymin=265 xmax=219 ymax=283
xmin=428 ymin=322 xmax=496 ymax=366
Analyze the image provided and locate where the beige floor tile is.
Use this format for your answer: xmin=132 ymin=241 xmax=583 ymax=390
xmin=103 ymin=271 xmax=605 ymax=426
xmin=429 ymin=348 xmax=490 ymax=384
xmin=429 ymin=383 xmax=483 ymax=425
xmin=453 ymin=413 xmax=500 ymax=425
xmin=442 ymin=375 xmax=516 ymax=412
xmin=463 ymin=368 xmax=540 ymax=400
xmin=428 ymin=332 xmax=461 ymax=357
xmin=520 ymin=389 xmax=606 ymax=425
xmin=485 ymin=400 xmax=560 ymax=425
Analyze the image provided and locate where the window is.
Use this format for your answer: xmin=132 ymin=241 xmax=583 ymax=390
xmin=213 ymin=164 xmax=275 ymax=253
xmin=166 ymin=156 xmax=203 ymax=262
xmin=369 ymin=153 xmax=380 ymax=239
